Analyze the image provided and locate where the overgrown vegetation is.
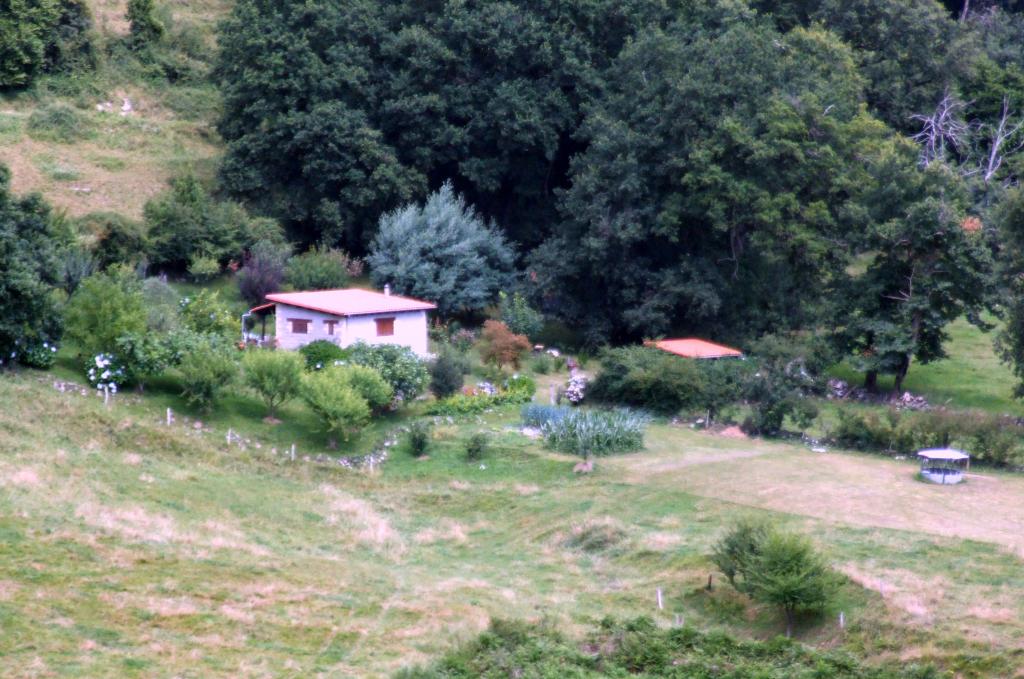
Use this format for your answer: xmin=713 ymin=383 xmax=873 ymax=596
xmin=540 ymin=408 xmax=648 ymax=459
xmin=397 ymin=617 xmax=935 ymax=678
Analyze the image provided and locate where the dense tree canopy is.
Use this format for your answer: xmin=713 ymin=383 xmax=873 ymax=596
xmin=217 ymin=0 xmax=1024 ymax=382
xmin=0 ymin=165 xmax=64 ymax=365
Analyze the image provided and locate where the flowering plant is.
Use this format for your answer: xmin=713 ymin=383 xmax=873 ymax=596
xmin=564 ymin=373 xmax=587 ymax=404
xmin=17 ymin=341 xmax=59 ymax=369
xmin=85 ymin=353 xmax=128 ymax=393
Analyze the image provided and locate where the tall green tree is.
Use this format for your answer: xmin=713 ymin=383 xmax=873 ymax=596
xmin=838 ymin=142 xmax=995 ymax=392
xmin=534 ymin=16 xmax=888 ymax=343
xmin=215 ymin=0 xmax=673 ymax=249
xmin=0 ymin=165 xmax=64 ymax=365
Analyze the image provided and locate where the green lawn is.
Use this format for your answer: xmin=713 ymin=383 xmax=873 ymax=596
xmin=829 ymin=318 xmax=1022 ymax=415
xmin=1 ymin=369 xmax=1022 ymax=677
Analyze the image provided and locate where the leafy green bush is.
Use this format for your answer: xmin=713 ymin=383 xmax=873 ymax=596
xmin=426 ymin=378 xmax=534 ymax=416
xmin=126 ymin=0 xmax=164 ymax=48
xmin=540 ymin=408 xmax=647 ymax=458
xmin=187 ymin=254 xmax=220 ymax=282
xmin=530 ymin=353 xmax=552 ymax=374
xmin=465 ymin=432 xmax=489 ymax=461
xmin=141 ymin=277 xmax=181 ymax=333
xmin=78 ymin=212 xmax=150 ymax=269
xmin=179 ymin=290 xmax=237 ymax=339
xmin=589 ymin=346 xmax=704 ymax=416
xmin=429 ymin=350 xmax=464 ymax=398
xmin=503 ymin=374 xmax=536 ymax=400
xmin=710 ymin=519 xmax=771 ymax=588
xmin=301 ymin=368 xmax=371 ymax=444
xmin=115 ymin=332 xmax=171 ymax=390
xmin=499 ymin=291 xmax=543 ymax=339
xmin=347 ymin=342 xmax=428 ymax=402
xmin=335 ymin=364 xmax=393 ymax=413
xmin=406 ymin=420 xmax=433 ymax=457
xmin=397 ymin=615 xmax=932 ymax=678
xmin=145 ymin=173 xmax=261 ymax=270
xmin=27 ymin=103 xmax=93 ymax=143
xmin=284 ymin=245 xmax=359 ymax=291
xmin=832 ymin=407 xmax=1024 ymax=468
xmin=298 ymin=340 xmax=346 ymax=370
xmin=744 ymin=531 xmax=841 ymax=637
xmin=65 ymin=265 xmax=147 ymax=356
xmin=242 ymin=349 xmax=303 ymax=417
xmin=238 ymin=239 xmax=290 ymax=306
xmin=177 ymin=343 xmax=237 ymax=411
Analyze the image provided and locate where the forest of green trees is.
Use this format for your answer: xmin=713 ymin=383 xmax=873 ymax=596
xmin=7 ymin=0 xmax=1024 ymax=394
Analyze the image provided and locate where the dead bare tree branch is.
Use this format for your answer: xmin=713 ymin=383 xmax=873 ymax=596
xmin=911 ymin=91 xmax=970 ymax=168
xmin=982 ymin=96 xmax=1024 ymax=185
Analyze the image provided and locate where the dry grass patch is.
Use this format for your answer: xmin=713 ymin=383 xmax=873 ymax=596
xmin=320 ymin=484 xmax=406 ymax=556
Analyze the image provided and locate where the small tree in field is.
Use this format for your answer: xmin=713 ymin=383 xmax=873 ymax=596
xmin=178 ymin=343 xmax=238 ymax=411
xmin=301 ymin=370 xmax=371 ymax=446
xmin=65 ymin=265 xmax=147 ymax=356
xmin=335 ymin=364 xmax=393 ymax=414
xmin=713 ymin=523 xmax=839 ymax=637
xmin=242 ymin=349 xmax=303 ymax=418
xmin=480 ymin=320 xmax=530 ymax=370
xmin=430 ymin=350 xmax=464 ymax=398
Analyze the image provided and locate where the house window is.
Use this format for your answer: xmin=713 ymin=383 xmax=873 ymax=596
xmin=324 ymin=320 xmax=338 ymax=335
xmin=288 ymin=318 xmax=310 ymax=334
xmin=375 ymin=317 xmax=395 ymax=337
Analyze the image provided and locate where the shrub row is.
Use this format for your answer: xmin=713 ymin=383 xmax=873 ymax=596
xmin=426 ymin=375 xmax=536 ymax=416
xmin=397 ymin=617 xmax=935 ymax=678
xmin=832 ymin=407 xmax=1024 ymax=468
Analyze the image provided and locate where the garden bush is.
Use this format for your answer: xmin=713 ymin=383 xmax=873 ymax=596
xmin=26 ymin=103 xmax=93 ymax=143
xmin=187 ymin=254 xmax=220 ymax=281
xmin=238 ymin=239 xmax=290 ymax=305
xmin=65 ymin=265 xmax=147 ymax=356
xmin=498 ymin=290 xmax=543 ymax=339
xmin=832 ymin=407 xmax=1024 ymax=468
xmin=79 ymin=212 xmax=150 ymax=270
xmin=284 ymin=245 xmax=360 ymax=291
xmin=480 ymin=320 xmax=530 ymax=369
xmin=427 ymin=376 xmax=534 ymax=416
xmin=710 ymin=519 xmax=771 ymax=588
xmin=334 ymin=364 xmax=393 ymax=413
xmin=179 ymin=290 xmax=236 ymax=339
xmin=301 ymin=369 xmax=371 ymax=444
xmin=177 ymin=343 xmax=237 ymax=411
xmin=298 ymin=340 xmax=347 ymax=370
xmin=141 ymin=277 xmax=181 ymax=333
xmin=429 ymin=350 xmax=464 ymax=399
xmin=589 ymin=346 xmax=704 ymax=416
xmin=465 ymin=432 xmax=489 ymax=461
xmin=115 ymin=332 xmax=171 ymax=390
xmin=406 ymin=420 xmax=432 ymax=457
xmin=540 ymin=408 xmax=648 ymax=458
xmin=347 ymin=342 xmax=428 ymax=401
xmin=397 ymin=616 xmax=933 ymax=678
xmin=242 ymin=349 xmax=304 ymax=417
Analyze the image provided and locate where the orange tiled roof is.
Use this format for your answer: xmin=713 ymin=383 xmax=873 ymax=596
xmin=648 ymin=338 xmax=743 ymax=359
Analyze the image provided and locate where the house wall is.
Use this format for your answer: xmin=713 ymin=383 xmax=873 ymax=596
xmin=273 ymin=304 xmax=429 ymax=356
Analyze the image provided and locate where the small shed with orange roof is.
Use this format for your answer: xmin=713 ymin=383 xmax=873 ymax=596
xmin=645 ymin=338 xmax=744 ymax=360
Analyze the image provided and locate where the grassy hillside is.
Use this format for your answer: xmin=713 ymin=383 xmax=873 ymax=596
xmin=0 ymin=0 xmax=227 ymax=218
xmin=1 ymin=368 xmax=1022 ymax=677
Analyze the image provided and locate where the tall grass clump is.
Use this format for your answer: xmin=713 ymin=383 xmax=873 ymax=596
xmin=521 ymin=404 xmax=570 ymax=428
xmin=27 ymin=104 xmax=95 ymax=143
xmin=540 ymin=408 xmax=647 ymax=458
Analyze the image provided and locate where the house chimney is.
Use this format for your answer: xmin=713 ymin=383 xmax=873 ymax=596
xmin=384 ymin=284 xmax=391 ymax=296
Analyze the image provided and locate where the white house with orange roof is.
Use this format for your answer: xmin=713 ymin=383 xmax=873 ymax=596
xmin=248 ymin=287 xmax=436 ymax=356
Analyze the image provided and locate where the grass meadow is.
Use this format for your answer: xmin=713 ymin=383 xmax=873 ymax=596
xmin=2 ymin=336 xmax=1023 ymax=676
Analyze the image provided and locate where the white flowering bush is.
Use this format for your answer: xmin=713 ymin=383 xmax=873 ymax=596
xmin=21 ymin=341 xmax=59 ymax=369
xmin=85 ymin=353 xmax=128 ymax=393
xmin=565 ymin=373 xmax=587 ymax=404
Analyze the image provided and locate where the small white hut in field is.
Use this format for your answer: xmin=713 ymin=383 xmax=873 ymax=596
xmin=248 ymin=287 xmax=435 ymax=356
